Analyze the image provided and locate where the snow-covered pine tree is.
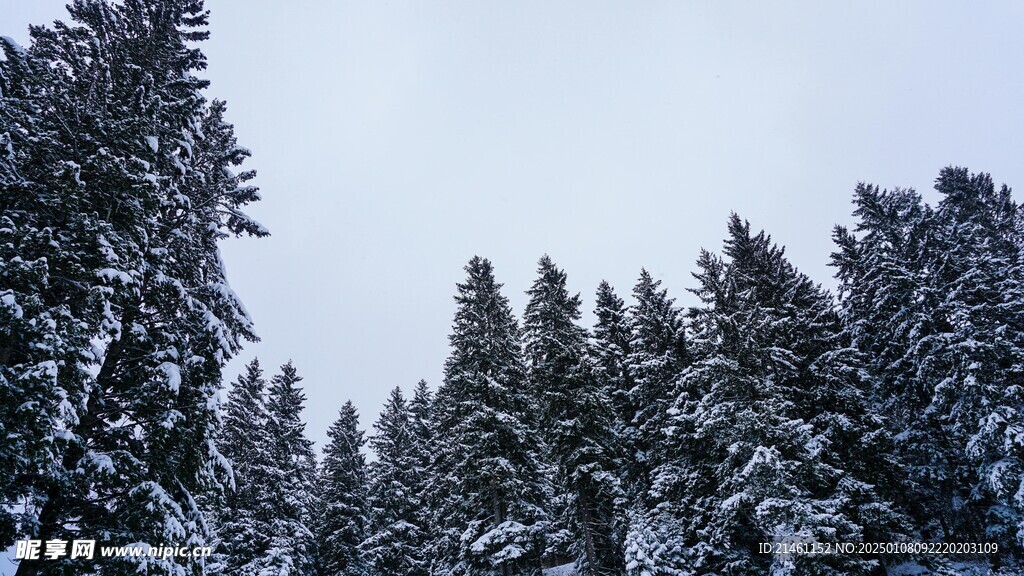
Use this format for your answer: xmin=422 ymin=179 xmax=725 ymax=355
xmin=318 ymin=401 xmax=370 ymax=576
xmin=619 ymin=271 xmax=688 ymax=576
xmin=676 ymin=214 xmax=909 ymax=575
xmin=590 ymin=281 xmax=637 ymax=574
xmin=927 ymin=168 xmax=1024 ymax=550
xmin=831 ymin=183 xmax=941 ymax=540
xmin=522 ymin=257 xmax=573 ymax=568
xmin=409 ymin=380 xmax=436 ymax=553
xmin=429 ymin=256 xmax=549 ymax=576
xmin=592 ymin=281 xmax=632 ymax=436
xmin=0 ymin=31 xmax=98 ymax=553
xmin=835 ymin=169 xmax=1024 ymax=551
xmin=623 ymin=270 xmax=687 ymax=502
xmin=362 ymin=386 xmax=427 ymax=576
xmin=2 ymin=2 xmax=265 ymax=574
xmin=213 ymin=359 xmax=275 ymax=576
xmin=523 ymin=256 xmax=625 ymax=575
xmin=830 ymin=183 xmax=931 ymax=406
xmin=409 ymin=380 xmax=434 ymax=461
xmin=261 ymin=362 xmax=317 ymax=576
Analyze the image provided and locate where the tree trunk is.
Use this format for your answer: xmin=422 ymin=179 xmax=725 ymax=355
xmin=491 ymin=484 xmax=512 ymax=576
xmin=578 ymin=487 xmax=598 ymax=575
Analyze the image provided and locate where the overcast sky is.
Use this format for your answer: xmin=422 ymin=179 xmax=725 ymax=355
xmin=3 ymin=0 xmax=1024 ymax=453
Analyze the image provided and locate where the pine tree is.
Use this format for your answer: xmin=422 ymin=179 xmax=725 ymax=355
xmin=831 ymin=182 xmax=942 ymax=541
xmin=429 ymin=256 xmax=549 ymax=576
xmin=675 ymin=214 xmax=909 ymax=575
xmin=591 ymin=281 xmax=637 ymax=574
xmin=834 ymin=168 xmax=1024 ymax=551
xmin=262 ymin=362 xmax=317 ymax=576
xmin=1 ymin=2 xmax=265 ymax=574
xmin=409 ymin=380 xmax=435 ymax=485
xmin=213 ymin=359 xmax=273 ymax=576
xmin=318 ymin=401 xmax=370 ymax=576
xmin=213 ymin=360 xmax=317 ymax=576
xmin=592 ymin=281 xmax=632 ymax=435
xmin=523 ymin=256 xmax=625 ymax=575
xmin=623 ymin=270 xmax=686 ymax=501
xmin=362 ymin=387 xmax=427 ymax=576
xmin=409 ymin=380 xmax=436 ymax=553
xmin=928 ymin=168 xmax=1024 ymax=549
xmin=620 ymin=271 xmax=688 ymax=576
xmin=0 ymin=31 xmax=96 ymax=552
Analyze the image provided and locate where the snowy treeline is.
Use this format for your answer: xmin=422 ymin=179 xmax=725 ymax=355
xmin=3 ymin=2 xmax=1024 ymax=576
xmin=216 ymin=184 xmax=1024 ymax=576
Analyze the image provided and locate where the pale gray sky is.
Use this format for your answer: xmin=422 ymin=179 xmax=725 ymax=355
xmin=3 ymin=1 xmax=1023 ymax=453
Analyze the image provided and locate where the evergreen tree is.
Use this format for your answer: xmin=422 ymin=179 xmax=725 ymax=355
xmin=362 ymin=387 xmax=427 ymax=576
xmin=409 ymin=380 xmax=435 ymax=484
xmin=429 ymin=256 xmax=549 ymax=576
xmin=408 ymin=380 xmax=436 ymax=551
xmin=592 ymin=281 xmax=632 ymax=434
xmin=523 ymin=256 xmax=625 ymax=575
xmin=929 ymin=168 xmax=1024 ymax=549
xmin=1 ymin=2 xmax=264 ymax=574
xmin=834 ymin=168 xmax=1024 ymax=551
xmin=213 ymin=359 xmax=276 ymax=576
xmin=591 ymin=281 xmax=636 ymax=574
xmin=623 ymin=269 xmax=687 ymax=501
xmin=675 ymin=214 xmax=908 ymax=575
xmin=831 ymin=182 xmax=941 ymax=540
xmin=213 ymin=360 xmax=316 ymax=576
xmin=263 ymin=362 xmax=317 ymax=576
xmin=0 ymin=30 xmax=96 ymax=554
xmin=620 ymin=271 xmax=688 ymax=576
xmin=318 ymin=401 xmax=370 ymax=576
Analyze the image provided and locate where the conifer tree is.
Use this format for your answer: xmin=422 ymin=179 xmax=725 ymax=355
xmin=523 ymin=256 xmax=625 ymax=575
xmin=592 ymin=281 xmax=632 ymax=434
xmin=318 ymin=401 xmax=370 ymax=576
xmin=0 ymin=30 xmax=96 ymax=552
xmin=929 ymin=168 xmax=1024 ymax=548
xmin=409 ymin=380 xmax=436 ymax=550
xmin=429 ymin=256 xmax=549 ymax=576
xmin=675 ymin=214 xmax=909 ymax=575
xmin=834 ymin=168 xmax=1024 ymax=551
xmin=213 ymin=359 xmax=276 ymax=576
xmin=363 ymin=387 xmax=427 ymax=576
xmin=623 ymin=269 xmax=687 ymax=501
xmin=831 ymin=183 xmax=941 ymax=540
xmin=409 ymin=380 xmax=435 ymax=482
xmin=619 ymin=271 xmax=688 ymax=576
xmin=1 ymin=2 xmax=264 ymax=574
xmin=263 ymin=362 xmax=317 ymax=576
xmin=213 ymin=361 xmax=316 ymax=576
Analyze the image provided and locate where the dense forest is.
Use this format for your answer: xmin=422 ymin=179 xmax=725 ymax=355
xmin=2 ymin=1 xmax=1024 ymax=576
